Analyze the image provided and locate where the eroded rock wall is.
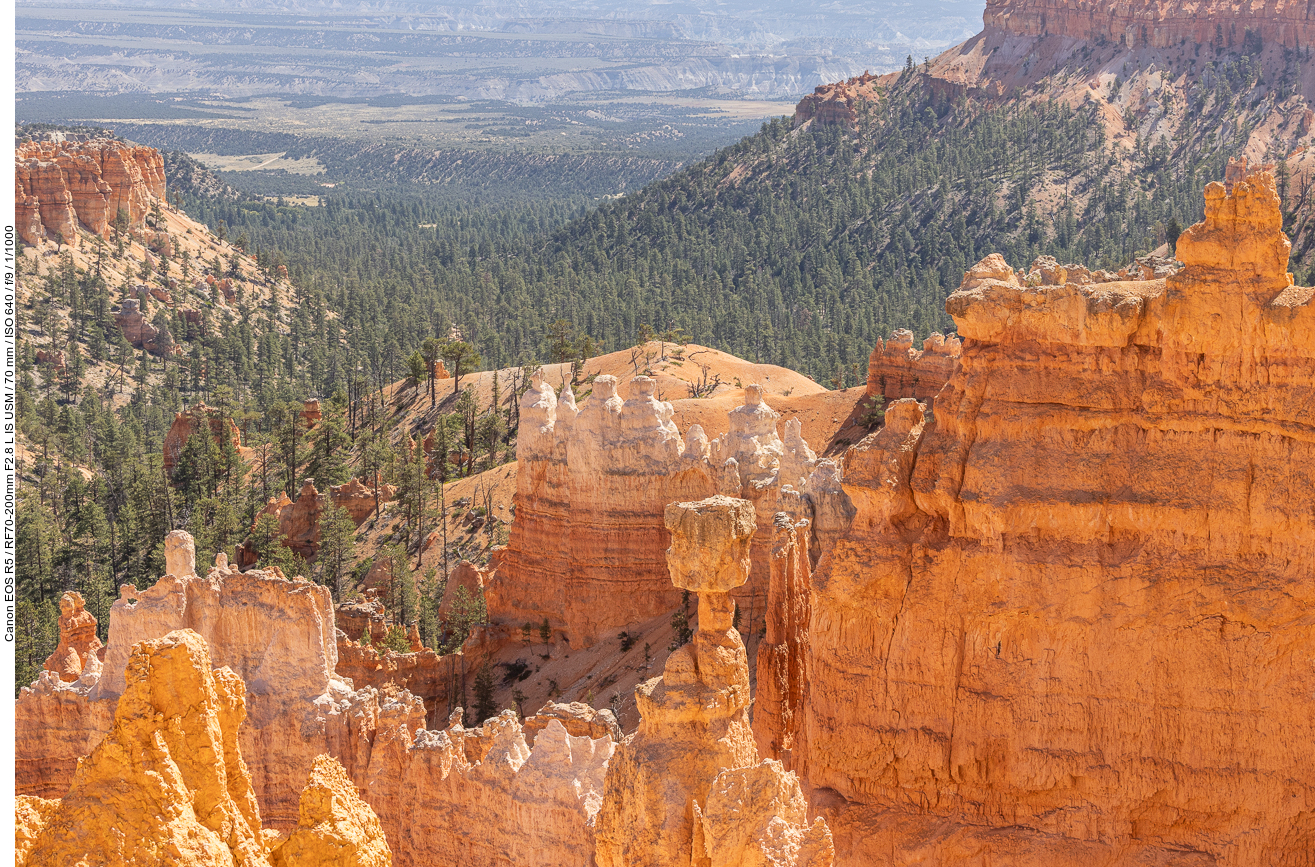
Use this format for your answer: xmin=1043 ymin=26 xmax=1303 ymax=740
xmin=14 ymin=139 xmax=166 ymax=247
xmin=15 ymin=533 xmax=619 ymax=867
xmin=801 ymin=173 xmax=1315 ymax=865
xmin=492 ymin=374 xmax=717 ymax=647
xmin=864 ymin=330 xmax=961 ymax=403
xmin=984 ymin=0 xmax=1315 ymax=49
xmin=495 ymin=375 xmax=833 ymax=648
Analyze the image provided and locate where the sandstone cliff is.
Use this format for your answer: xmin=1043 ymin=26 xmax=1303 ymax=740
xmin=801 ymin=173 xmax=1315 ymax=865
xmin=983 ymin=0 xmax=1315 ymax=50
xmin=15 ymin=138 xmax=166 ymax=247
xmin=271 ymin=755 xmax=392 ymax=867
xmin=493 ymin=375 xmax=832 ymax=648
xmin=491 ymin=373 xmax=717 ymax=646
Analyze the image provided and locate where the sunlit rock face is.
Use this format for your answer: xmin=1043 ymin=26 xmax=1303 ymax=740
xmin=801 ymin=173 xmax=1315 ymax=865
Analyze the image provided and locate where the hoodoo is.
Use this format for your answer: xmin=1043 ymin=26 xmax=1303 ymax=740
xmin=596 ymin=494 xmax=833 ymax=867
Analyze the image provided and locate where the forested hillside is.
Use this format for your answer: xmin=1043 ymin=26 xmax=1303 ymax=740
xmin=186 ymin=67 xmax=1266 ymax=390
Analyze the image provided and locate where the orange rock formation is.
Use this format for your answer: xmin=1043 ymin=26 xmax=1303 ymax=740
xmin=752 ymin=514 xmax=812 ymax=765
xmin=239 ymin=477 xmax=392 ymax=566
xmin=42 ymin=590 xmax=103 ymax=683
xmin=19 ymin=629 xmax=270 ymax=867
xmin=15 ymin=532 xmax=621 ymax=867
xmin=983 ymin=0 xmax=1315 ymax=50
xmin=491 ymin=373 xmax=718 ymax=646
xmin=864 ymin=330 xmax=962 ymax=403
xmin=493 ymin=374 xmax=832 ymax=648
xmin=18 ymin=628 xmax=392 ymax=867
xmin=596 ymin=494 xmax=832 ymax=867
xmin=793 ymin=72 xmax=882 ymax=128
xmin=14 ymin=138 xmax=166 ymax=247
xmin=801 ymin=173 xmax=1315 ymax=865
xmin=271 ymin=755 xmax=393 ymax=867
xmin=163 ymin=402 xmax=252 ymax=475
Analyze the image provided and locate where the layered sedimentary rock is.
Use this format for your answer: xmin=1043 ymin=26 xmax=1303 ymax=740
xmin=523 ymin=701 xmax=623 ymax=746
xmin=334 ymin=637 xmax=447 ymax=724
xmin=983 ymin=0 xmax=1315 ymax=50
xmin=492 ymin=374 xmax=717 ymax=646
xmin=801 ymin=173 xmax=1315 ymax=865
xmin=163 ymin=402 xmax=251 ymax=475
xmin=597 ymin=495 xmax=832 ymax=867
xmin=20 ymin=629 xmax=270 ymax=867
xmin=42 ymin=590 xmax=103 ymax=682
xmin=16 ymin=532 xmax=621 ymax=867
xmin=496 ymin=374 xmax=833 ymax=647
xmin=864 ymin=330 xmax=962 ymax=403
xmin=438 ymin=560 xmax=490 ymax=621
xmin=271 ymin=755 xmax=393 ymax=867
xmin=14 ymin=139 xmax=166 ymax=247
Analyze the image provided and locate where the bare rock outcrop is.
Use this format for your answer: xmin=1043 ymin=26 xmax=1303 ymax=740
xmin=239 ymin=477 xmax=392 ymax=567
xmin=752 ymin=514 xmax=812 ymax=765
xmin=20 ymin=629 xmax=271 ymax=867
xmin=597 ymin=495 xmax=832 ymax=867
xmin=793 ymin=71 xmax=881 ymax=128
xmin=42 ymin=590 xmax=103 ymax=682
xmin=114 ymin=298 xmax=164 ymax=353
xmin=14 ymin=139 xmax=166 ymax=247
xmin=523 ymin=701 xmax=623 ymax=746
xmin=801 ymin=173 xmax=1315 ymax=865
xmin=271 ymin=755 xmax=392 ymax=867
xmin=864 ymin=329 xmax=961 ymax=403
xmin=163 ymin=402 xmax=252 ymax=476
xmin=16 ymin=533 xmax=622 ymax=867
xmin=18 ymin=629 xmax=392 ymax=867
xmin=363 ymin=708 xmax=614 ymax=866
xmin=693 ymin=760 xmax=833 ymax=867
